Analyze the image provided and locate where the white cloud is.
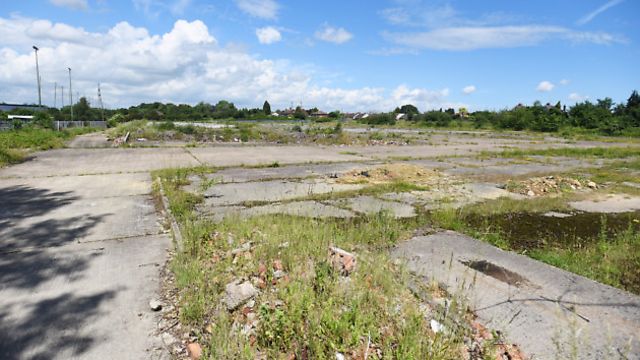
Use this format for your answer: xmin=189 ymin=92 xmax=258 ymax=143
xmin=568 ymin=93 xmax=588 ymax=102
xmin=462 ymin=85 xmax=476 ymax=94
xmin=559 ymin=79 xmax=570 ymax=85
xmin=170 ymin=0 xmax=192 ymax=15
xmin=255 ymin=26 xmax=281 ymax=44
xmin=536 ymin=81 xmax=555 ymax=92
xmin=315 ymin=25 xmax=353 ymax=44
xmin=0 ymin=16 xmax=461 ymax=112
xmin=384 ymin=25 xmax=625 ymax=51
xmin=577 ymin=0 xmax=624 ymax=25
xmin=49 ymin=0 xmax=88 ymax=10
xmin=234 ymin=0 xmax=278 ymax=20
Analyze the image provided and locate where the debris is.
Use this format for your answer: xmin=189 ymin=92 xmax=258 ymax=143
xmin=430 ymin=319 xmax=445 ymax=333
xmin=273 ymin=259 xmax=284 ymax=271
xmin=231 ymin=242 xmax=253 ymax=255
xmin=224 ymin=280 xmax=259 ymax=311
xmin=149 ymin=299 xmax=162 ymax=311
xmin=273 ymin=270 xmax=286 ymax=279
xmin=509 ymin=176 xmax=596 ymax=196
xmin=328 ymin=246 xmax=357 ymax=276
xmin=335 ymin=352 xmax=345 ymax=360
xmin=336 ymin=163 xmax=440 ymax=185
xmin=186 ymin=342 xmax=202 ymax=359
xmin=161 ymin=332 xmax=178 ymax=347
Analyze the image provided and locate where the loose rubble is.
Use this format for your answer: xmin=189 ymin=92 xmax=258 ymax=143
xmin=328 ymin=246 xmax=357 ymax=276
xmin=224 ymin=280 xmax=259 ymax=311
xmin=508 ymin=176 xmax=597 ymax=196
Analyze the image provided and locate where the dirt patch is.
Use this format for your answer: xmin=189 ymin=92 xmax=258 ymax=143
xmin=335 ymin=163 xmax=442 ymax=185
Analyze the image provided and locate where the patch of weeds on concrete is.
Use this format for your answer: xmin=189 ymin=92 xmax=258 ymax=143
xmin=155 ymin=166 xmax=500 ymax=359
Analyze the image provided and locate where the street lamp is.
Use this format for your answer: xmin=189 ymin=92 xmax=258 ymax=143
xmin=68 ymin=67 xmax=74 ymax=121
xmin=33 ymin=46 xmax=42 ymax=108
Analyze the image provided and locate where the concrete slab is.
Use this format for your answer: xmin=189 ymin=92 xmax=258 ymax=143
xmin=570 ymin=194 xmax=640 ymax=213
xmin=210 ymin=161 xmax=375 ymax=183
xmin=201 ymin=179 xmax=363 ymax=206
xmin=200 ymin=201 xmax=354 ymax=221
xmin=328 ymin=196 xmax=416 ymax=218
xmin=188 ymin=145 xmax=365 ymax=167
xmin=67 ymin=133 xmax=112 ymax=148
xmin=0 ymin=234 xmax=169 ymax=360
xmin=392 ymin=231 xmax=640 ymax=359
xmin=0 ymin=147 xmax=199 ymax=178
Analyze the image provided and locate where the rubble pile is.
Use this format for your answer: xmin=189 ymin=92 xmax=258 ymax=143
xmin=509 ymin=176 xmax=597 ymax=197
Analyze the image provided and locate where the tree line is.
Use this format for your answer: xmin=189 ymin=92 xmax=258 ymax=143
xmin=1 ymin=91 xmax=639 ymax=136
xmin=361 ymin=90 xmax=640 ymax=136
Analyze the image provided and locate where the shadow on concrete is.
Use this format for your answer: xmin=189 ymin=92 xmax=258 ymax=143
xmin=0 ymin=185 xmax=78 ymax=226
xmin=0 ymin=291 xmax=117 ymax=360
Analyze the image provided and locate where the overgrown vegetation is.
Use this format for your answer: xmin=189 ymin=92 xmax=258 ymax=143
xmin=155 ymin=167 xmax=486 ymax=359
xmin=0 ymin=126 xmax=97 ymax=166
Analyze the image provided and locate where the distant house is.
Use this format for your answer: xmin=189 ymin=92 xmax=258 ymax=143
xmin=395 ymin=113 xmax=406 ymax=120
xmin=271 ymin=112 xmax=280 ymax=117
xmin=352 ymin=112 xmax=369 ymax=120
xmin=310 ymin=111 xmax=328 ymax=118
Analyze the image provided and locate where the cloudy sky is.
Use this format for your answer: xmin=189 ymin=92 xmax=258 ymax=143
xmin=0 ymin=0 xmax=638 ymax=111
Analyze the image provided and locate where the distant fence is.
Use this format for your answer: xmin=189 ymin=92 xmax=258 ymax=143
xmin=0 ymin=120 xmax=107 ymax=131
xmin=56 ymin=121 xmax=107 ymax=129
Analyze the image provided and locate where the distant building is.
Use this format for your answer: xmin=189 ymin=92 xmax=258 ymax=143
xmin=0 ymin=103 xmax=44 ymax=112
xmin=7 ymin=115 xmax=34 ymax=121
xmin=310 ymin=111 xmax=328 ymax=118
xmin=395 ymin=113 xmax=406 ymax=120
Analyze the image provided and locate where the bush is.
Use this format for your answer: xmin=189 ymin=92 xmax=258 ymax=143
xmin=157 ymin=121 xmax=176 ymax=131
xmin=33 ymin=112 xmax=54 ymax=129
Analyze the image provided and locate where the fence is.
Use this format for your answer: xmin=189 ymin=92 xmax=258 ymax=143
xmin=0 ymin=120 xmax=107 ymax=131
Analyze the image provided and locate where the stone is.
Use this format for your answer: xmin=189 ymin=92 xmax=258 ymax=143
xmin=335 ymin=352 xmax=346 ymax=360
xmin=273 ymin=259 xmax=284 ymax=271
xmin=187 ymin=342 xmax=202 ymax=359
xmin=149 ymin=299 xmax=162 ymax=311
xmin=587 ymin=181 xmax=597 ymax=189
xmin=224 ymin=280 xmax=259 ymax=311
xmin=161 ymin=332 xmax=178 ymax=347
xmin=328 ymin=246 xmax=357 ymax=276
xmin=273 ymin=270 xmax=286 ymax=279
xmin=526 ymin=190 xmax=535 ymax=197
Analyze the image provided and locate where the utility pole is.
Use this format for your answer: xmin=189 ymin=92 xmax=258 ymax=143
xmin=68 ymin=67 xmax=74 ymax=121
xmin=60 ymin=86 xmax=64 ymax=108
xmin=97 ymin=83 xmax=105 ymax=121
xmin=33 ymin=46 xmax=42 ymax=108
xmin=54 ymin=82 xmax=57 ymax=108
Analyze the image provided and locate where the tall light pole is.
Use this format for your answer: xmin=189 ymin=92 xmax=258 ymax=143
xmin=54 ymin=82 xmax=57 ymax=108
xmin=68 ymin=67 xmax=74 ymax=121
xmin=33 ymin=46 xmax=42 ymax=108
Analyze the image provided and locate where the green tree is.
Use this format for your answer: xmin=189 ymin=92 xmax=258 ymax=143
xmin=263 ymin=100 xmax=271 ymax=115
xmin=74 ymin=97 xmax=92 ymax=121
xmin=34 ymin=111 xmax=54 ymax=129
xmin=294 ymin=106 xmax=306 ymax=120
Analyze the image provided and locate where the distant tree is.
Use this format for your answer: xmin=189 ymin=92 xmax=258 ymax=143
xmin=263 ymin=100 xmax=271 ymax=115
xmin=213 ymin=100 xmax=238 ymax=119
xmin=294 ymin=106 xmax=307 ymax=120
xmin=74 ymin=97 xmax=92 ymax=121
xmin=328 ymin=111 xmax=341 ymax=119
xmin=424 ymin=111 xmax=453 ymax=127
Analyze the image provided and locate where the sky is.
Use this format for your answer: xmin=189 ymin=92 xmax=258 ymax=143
xmin=0 ymin=0 xmax=638 ymax=112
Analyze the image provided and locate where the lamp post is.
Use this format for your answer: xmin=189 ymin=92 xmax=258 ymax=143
xmin=33 ymin=46 xmax=42 ymax=108
xmin=68 ymin=67 xmax=74 ymax=121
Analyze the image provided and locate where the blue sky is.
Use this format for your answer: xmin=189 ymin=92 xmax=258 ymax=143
xmin=0 ymin=0 xmax=638 ymax=111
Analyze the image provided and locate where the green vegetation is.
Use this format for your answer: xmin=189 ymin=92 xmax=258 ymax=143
xmin=0 ymin=126 xmax=97 ymax=167
xmin=359 ymin=90 xmax=640 ymax=136
xmin=155 ymin=167 xmax=481 ymax=359
xmin=484 ymin=146 xmax=640 ymax=160
xmin=529 ymin=226 xmax=640 ymax=294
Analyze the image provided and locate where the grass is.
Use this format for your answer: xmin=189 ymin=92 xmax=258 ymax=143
xmin=155 ymin=167 xmax=481 ymax=360
xmin=0 ymin=126 xmax=98 ymax=167
xmin=529 ymin=225 xmax=640 ymax=294
xmin=481 ymin=146 xmax=640 ymax=160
